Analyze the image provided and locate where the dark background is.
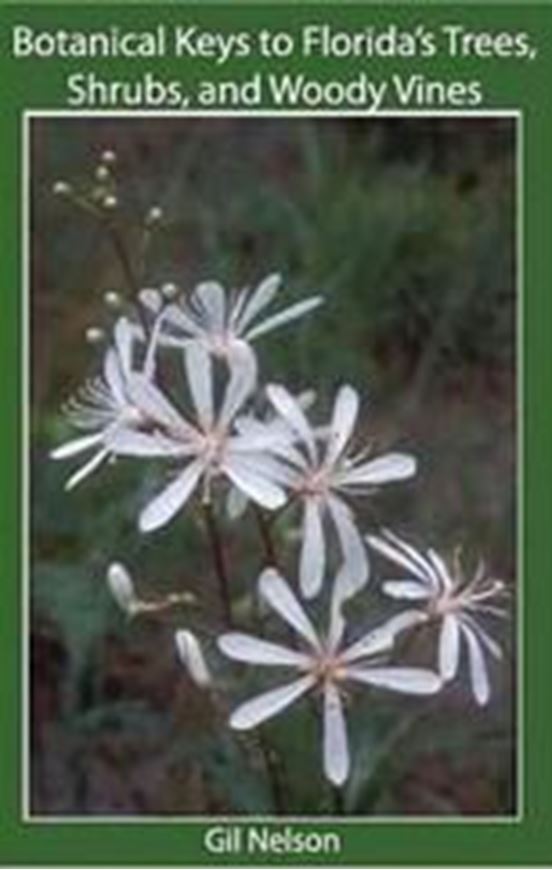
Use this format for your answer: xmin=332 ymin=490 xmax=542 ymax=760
xmin=30 ymin=117 xmax=516 ymax=816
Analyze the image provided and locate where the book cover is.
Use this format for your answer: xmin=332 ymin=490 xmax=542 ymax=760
xmin=0 ymin=1 xmax=551 ymax=865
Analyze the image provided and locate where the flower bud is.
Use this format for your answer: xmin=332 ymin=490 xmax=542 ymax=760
xmin=107 ymin=563 xmax=138 ymax=616
xmin=102 ymin=195 xmax=118 ymax=210
xmin=146 ymin=206 xmax=163 ymax=225
xmin=95 ymin=165 xmax=110 ymax=182
xmin=52 ymin=180 xmax=72 ymax=196
xmin=161 ymin=282 xmax=178 ymax=300
xmin=104 ymin=290 xmax=122 ymax=309
xmin=138 ymin=287 xmax=162 ymax=312
xmin=85 ymin=326 xmax=105 ymax=344
xmin=175 ymin=630 xmax=211 ymax=688
xmin=101 ymin=149 xmax=117 ymax=165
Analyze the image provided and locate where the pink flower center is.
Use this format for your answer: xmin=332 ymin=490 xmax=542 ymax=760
xmin=299 ymin=467 xmax=330 ymax=497
xmin=309 ymin=650 xmax=347 ymax=685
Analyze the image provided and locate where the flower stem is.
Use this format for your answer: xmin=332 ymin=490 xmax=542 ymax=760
xmin=107 ymin=222 xmax=139 ymax=293
xmin=331 ymin=784 xmax=344 ymax=815
xmin=202 ymin=501 xmax=233 ymax=628
xmin=253 ymin=505 xmax=279 ymax=568
xmin=104 ymin=218 xmax=151 ymax=339
xmin=257 ymin=730 xmax=286 ymax=814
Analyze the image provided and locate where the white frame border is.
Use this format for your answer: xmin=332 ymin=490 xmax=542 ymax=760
xmin=21 ymin=108 xmax=524 ymax=826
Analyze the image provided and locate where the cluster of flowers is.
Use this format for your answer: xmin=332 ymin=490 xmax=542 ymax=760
xmin=52 ymin=273 xmax=507 ymax=787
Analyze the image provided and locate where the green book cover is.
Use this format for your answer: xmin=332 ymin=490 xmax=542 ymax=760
xmin=0 ymin=1 xmax=550 ymax=865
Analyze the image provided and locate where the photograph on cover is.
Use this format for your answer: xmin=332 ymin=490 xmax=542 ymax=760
xmin=27 ymin=115 xmax=517 ymax=817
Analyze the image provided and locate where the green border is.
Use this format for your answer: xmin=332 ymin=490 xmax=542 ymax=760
xmin=1 ymin=2 xmax=552 ymax=865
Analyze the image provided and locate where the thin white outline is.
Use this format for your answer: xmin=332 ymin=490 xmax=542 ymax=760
xmin=21 ymin=108 xmax=523 ymax=828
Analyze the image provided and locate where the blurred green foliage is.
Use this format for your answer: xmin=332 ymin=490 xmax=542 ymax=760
xmin=31 ymin=118 xmax=515 ymax=816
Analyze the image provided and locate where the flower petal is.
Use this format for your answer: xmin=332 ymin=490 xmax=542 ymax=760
xmin=114 ymin=316 xmax=134 ymax=376
xmin=327 ymin=496 xmax=369 ymax=599
xmin=327 ymin=569 xmax=347 ymax=652
xmin=227 ymin=449 xmax=297 ymax=487
xmin=233 ymin=423 xmax=308 ymax=470
xmin=230 ymin=427 xmax=300 ymax=465
xmin=162 ymin=303 xmax=203 ymax=338
xmin=193 ymin=281 xmax=226 ymax=331
xmin=228 ymin=287 xmax=249 ymax=327
xmin=226 ymin=485 xmax=249 ymax=520
xmin=323 ymin=682 xmax=350 ymax=786
xmin=299 ymin=499 xmax=325 ymax=599
xmin=126 ymin=374 xmax=192 ymax=436
xmin=65 ymin=448 xmax=109 ymax=490
xmin=428 ymin=548 xmax=454 ymax=590
xmin=218 ymin=350 xmax=256 ymax=427
xmin=341 ymin=453 xmax=417 ymax=487
xmin=439 ymin=614 xmax=461 ymax=680
xmin=139 ymin=459 xmax=204 ymax=533
xmin=185 ymin=342 xmax=214 ymax=428
xmin=460 ymin=622 xmax=491 ymax=706
xmin=325 ymin=385 xmax=359 ymax=466
xmin=245 ymin=296 xmax=323 ymax=341
xmin=266 ymin=384 xmax=317 ymax=462
xmin=235 ymin=273 xmax=281 ymax=332
xmin=229 ymin=675 xmax=315 ymax=730
xmin=346 ymin=666 xmax=442 ymax=694
xmin=103 ymin=347 xmax=127 ymax=406
xmin=142 ymin=308 xmax=167 ymax=380
xmin=222 ymin=456 xmax=287 ymax=510
xmin=258 ymin=569 xmax=321 ymax=651
xmin=175 ymin=630 xmax=211 ymax=688
xmin=366 ymin=531 xmax=437 ymax=587
xmin=462 ymin=615 xmax=503 ymax=660
xmin=50 ymin=432 xmax=104 ymax=460
xmin=218 ymin=632 xmax=311 ymax=668
xmin=382 ymin=580 xmax=432 ymax=600
xmin=342 ymin=610 xmax=426 ymax=663
xmin=107 ymin=428 xmax=193 ymax=458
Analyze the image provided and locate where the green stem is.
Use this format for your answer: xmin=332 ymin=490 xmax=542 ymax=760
xmin=253 ymin=505 xmax=279 ymax=568
xmin=202 ymin=501 xmax=233 ymax=628
xmin=257 ymin=730 xmax=286 ymax=815
xmin=107 ymin=223 xmax=139 ymax=292
xmin=331 ymin=784 xmax=344 ymax=815
xmin=104 ymin=218 xmax=151 ymax=339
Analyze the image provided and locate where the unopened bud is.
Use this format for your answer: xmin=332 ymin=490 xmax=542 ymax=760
xmin=95 ymin=165 xmax=110 ymax=182
xmin=53 ymin=180 xmax=72 ymax=196
xmin=104 ymin=290 xmax=122 ymax=309
xmin=102 ymin=195 xmax=118 ymax=210
xmin=175 ymin=630 xmax=211 ymax=688
xmin=138 ymin=287 xmax=162 ymax=312
xmin=161 ymin=282 xmax=178 ymax=300
xmin=85 ymin=326 xmax=105 ymax=344
xmin=107 ymin=563 xmax=139 ymax=616
xmin=146 ymin=206 xmax=163 ymax=225
xmin=101 ymin=149 xmax=117 ymax=165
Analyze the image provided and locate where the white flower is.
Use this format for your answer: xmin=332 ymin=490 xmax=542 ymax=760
xmin=50 ymin=317 xmax=185 ymax=490
xmin=109 ymin=343 xmax=291 ymax=532
xmin=159 ymin=273 xmax=322 ymax=367
xmin=367 ymin=530 xmax=508 ymax=706
xmin=218 ymin=568 xmax=440 ymax=786
xmin=175 ymin=630 xmax=212 ymax=688
xmin=265 ymin=384 xmax=417 ymax=600
xmin=224 ymin=389 xmax=317 ymax=520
